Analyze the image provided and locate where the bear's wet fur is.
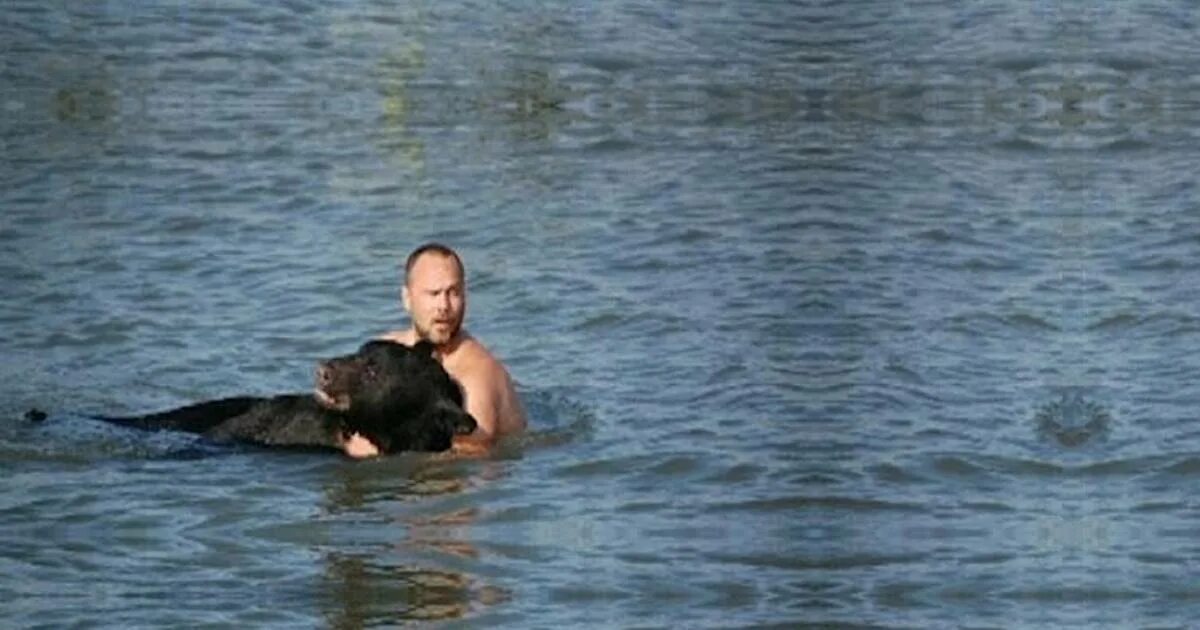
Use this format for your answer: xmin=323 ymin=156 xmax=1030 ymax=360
xmin=84 ymin=340 xmax=476 ymax=454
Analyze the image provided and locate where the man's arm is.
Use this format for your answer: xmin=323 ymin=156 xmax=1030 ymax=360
xmin=452 ymin=370 xmax=500 ymax=455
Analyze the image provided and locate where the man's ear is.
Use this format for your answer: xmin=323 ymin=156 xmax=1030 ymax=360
xmin=401 ymin=285 xmax=412 ymax=313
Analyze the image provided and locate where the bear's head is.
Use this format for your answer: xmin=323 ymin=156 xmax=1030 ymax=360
xmin=313 ymin=340 xmax=476 ymax=452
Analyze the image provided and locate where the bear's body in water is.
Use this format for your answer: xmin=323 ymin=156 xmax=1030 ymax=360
xmin=35 ymin=340 xmax=476 ymax=454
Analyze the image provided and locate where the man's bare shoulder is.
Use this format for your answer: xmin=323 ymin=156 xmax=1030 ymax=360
xmin=453 ymin=338 xmax=527 ymax=433
xmin=449 ymin=336 xmax=511 ymax=380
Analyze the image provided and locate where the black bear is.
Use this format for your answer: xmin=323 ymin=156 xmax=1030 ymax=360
xmin=70 ymin=339 xmax=476 ymax=454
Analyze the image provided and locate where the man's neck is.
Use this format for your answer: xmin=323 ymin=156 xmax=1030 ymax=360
xmin=416 ymin=327 xmax=466 ymax=360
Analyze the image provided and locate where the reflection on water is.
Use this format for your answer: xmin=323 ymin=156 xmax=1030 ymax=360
xmin=337 ymin=5 xmax=429 ymax=199
xmin=321 ymin=457 xmax=476 ymax=512
xmin=317 ymin=452 xmax=521 ymax=626
xmin=320 ymin=553 xmax=478 ymax=628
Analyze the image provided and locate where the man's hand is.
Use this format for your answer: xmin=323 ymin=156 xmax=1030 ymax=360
xmin=346 ymin=432 xmax=491 ymax=458
xmin=450 ymin=433 xmax=491 ymax=457
xmin=343 ymin=432 xmax=380 ymax=458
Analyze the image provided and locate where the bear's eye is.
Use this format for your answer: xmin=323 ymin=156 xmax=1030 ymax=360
xmin=363 ymin=359 xmax=377 ymax=380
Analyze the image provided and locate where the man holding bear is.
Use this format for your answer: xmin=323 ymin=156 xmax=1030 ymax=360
xmin=343 ymin=242 xmax=527 ymax=458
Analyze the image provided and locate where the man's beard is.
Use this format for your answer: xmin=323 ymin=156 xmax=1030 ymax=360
xmin=416 ymin=318 xmax=460 ymax=346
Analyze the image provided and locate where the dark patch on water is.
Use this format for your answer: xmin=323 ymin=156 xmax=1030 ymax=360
xmin=1034 ymin=392 xmax=1112 ymax=448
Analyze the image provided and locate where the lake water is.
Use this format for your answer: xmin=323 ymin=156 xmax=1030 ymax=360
xmin=3 ymin=1 xmax=1200 ymax=628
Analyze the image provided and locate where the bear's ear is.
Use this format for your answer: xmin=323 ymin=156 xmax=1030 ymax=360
xmin=413 ymin=339 xmax=438 ymax=358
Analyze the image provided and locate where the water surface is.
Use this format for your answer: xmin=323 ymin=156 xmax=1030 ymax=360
xmin=4 ymin=1 xmax=1200 ymax=628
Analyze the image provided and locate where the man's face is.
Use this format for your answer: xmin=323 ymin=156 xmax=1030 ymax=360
xmin=403 ymin=253 xmax=465 ymax=346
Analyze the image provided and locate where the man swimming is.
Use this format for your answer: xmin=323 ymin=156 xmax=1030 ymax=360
xmin=343 ymin=242 xmax=527 ymax=458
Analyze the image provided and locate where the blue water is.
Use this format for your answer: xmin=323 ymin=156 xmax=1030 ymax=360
xmin=4 ymin=1 xmax=1200 ymax=628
